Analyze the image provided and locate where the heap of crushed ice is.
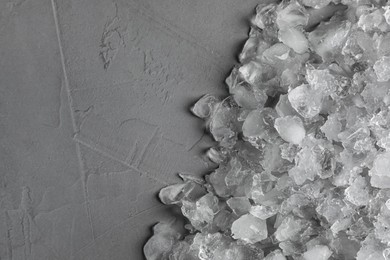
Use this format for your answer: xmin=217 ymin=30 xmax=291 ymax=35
xmin=144 ymin=1 xmax=390 ymax=259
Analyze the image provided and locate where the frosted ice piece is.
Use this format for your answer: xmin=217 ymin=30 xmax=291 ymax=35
xmin=264 ymin=249 xmax=286 ymax=260
xmin=278 ymin=27 xmax=309 ymax=54
xmin=249 ymin=205 xmax=279 ymax=220
xmin=206 ymin=147 xmax=227 ymax=164
xmin=345 ymin=175 xmax=370 ymax=206
xmin=191 ymin=94 xmax=220 ymax=119
xmin=242 ymin=108 xmax=279 ymax=143
xmin=303 ymin=245 xmax=332 ymax=260
xmin=276 ymin=1 xmax=308 ymax=30
xmin=369 ymin=152 xmax=390 ymax=188
xmin=301 ymin=0 xmax=332 ymax=9
xmin=280 ymin=143 xmax=298 ymax=162
xmin=275 ymin=94 xmax=297 ymax=117
xmin=181 ymin=193 xmax=219 ymax=230
xmin=358 ymin=9 xmax=387 ymax=32
xmin=356 ymin=234 xmax=387 ymax=260
xmin=320 ymin=114 xmax=342 ymax=142
xmin=274 ymin=215 xmax=309 ymax=242
xmin=274 ymin=116 xmax=306 ymax=144
xmin=159 ymin=183 xmax=189 ymax=205
xmin=231 ymin=214 xmax=267 ymax=244
xmin=308 ymin=20 xmax=351 ymax=62
xmin=306 ymin=68 xmax=335 ymax=94
xmin=262 ymin=43 xmax=291 ymax=63
xmin=374 ymin=56 xmax=390 ymax=82
xmin=384 ymin=6 xmax=390 ymax=25
xmin=239 ymin=28 xmax=269 ymax=63
xmin=251 ymin=3 xmax=278 ymax=30
xmin=227 ymin=197 xmax=251 ymax=216
xmin=288 ymin=84 xmax=323 ymax=118
xmin=209 ymin=97 xmax=239 ymax=148
xmin=238 ymin=61 xmax=275 ymax=86
xmin=144 ymin=220 xmax=181 ymax=260
xmin=230 ymin=82 xmax=267 ymax=110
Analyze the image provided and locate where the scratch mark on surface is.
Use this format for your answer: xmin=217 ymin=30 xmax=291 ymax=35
xmin=51 ymin=0 xmax=96 ymax=242
xmin=75 ymin=138 xmax=169 ymax=186
xmin=133 ymin=127 xmax=159 ymax=168
xmin=121 ymin=0 xmax=226 ymax=73
xmin=5 ymin=211 xmax=13 ymax=260
xmin=188 ymin=131 xmax=206 ymax=152
xmin=72 ymin=204 xmax=164 ymax=257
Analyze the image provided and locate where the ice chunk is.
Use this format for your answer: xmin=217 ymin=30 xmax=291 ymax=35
xmin=374 ymin=56 xmax=390 ymax=82
xmin=345 ymin=175 xmax=370 ymax=206
xmin=278 ymin=27 xmax=309 ymax=54
xmin=249 ymin=204 xmax=279 ymax=220
xmin=288 ymin=84 xmax=323 ymax=118
xmin=274 ymin=116 xmax=306 ymax=144
xmin=274 ymin=215 xmax=309 ymax=242
xmin=369 ymin=152 xmax=390 ymax=189
xmin=301 ymin=0 xmax=332 ymax=9
xmin=276 ymin=1 xmax=308 ymax=30
xmin=227 ymin=197 xmax=251 ymax=216
xmin=242 ymin=108 xmax=279 ymax=144
xmin=264 ymin=249 xmax=286 ymax=260
xmin=144 ymin=220 xmax=181 ymax=260
xmin=231 ymin=214 xmax=268 ymax=244
xmin=191 ymin=94 xmax=220 ymax=118
xmin=320 ymin=114 xmax=342 ymax=142
xmin=303 ymin=245 xmax=332 ymax=260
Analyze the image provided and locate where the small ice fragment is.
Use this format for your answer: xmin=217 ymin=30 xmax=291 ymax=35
xmin=144 ymin=221 xmax=180 ymax=260
xmin=231 ymin=214 xmax=268 ymax=244
xmin=278 ymin=27 xmax=309 ymax=54
xmin=301 ymin=0 xmax=332 ymax=9
xmin=274 ymin=215 xmax=308 ymax=242
xmin=303 ymin=245 xmax=332 ymax=260
xmin=369 ymin=152 xmax=390 ymax=189
xmin=264 ymin=249 xmax=287 ymax=260
xmin=242 ymin=108 xmax=279 ymax=143
xmin=249 ymin=204 xmax=279 ymax=220
xmin=227 ymin=197 xmax=252 ymax=216
xmin=159 ymin=183 xmax=188 ymax=205
xmin=288 ymin=84 xmax=323 ymax=118
xmin=191 ymin=94 xmax=220 ymax=118
xmin=274 ymin=116 xmax=306 ymax=145
xmin=345 ymin=175 xmax=370 ymax=206
xmin=374 ymin=56 xmax=390 ymax=82
xmin=320 ymin=114 xmax=342 ymax=142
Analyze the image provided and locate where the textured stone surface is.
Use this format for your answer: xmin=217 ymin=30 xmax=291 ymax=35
xmin=0 ymin=0 xmax=260 ymax=259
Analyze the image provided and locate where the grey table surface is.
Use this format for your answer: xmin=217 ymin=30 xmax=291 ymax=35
xmin=0 ymin=0 xmax=261 ymax=259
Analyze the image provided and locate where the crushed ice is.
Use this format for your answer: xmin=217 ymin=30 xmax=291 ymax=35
xmin=145 ymin=0 xmax=390 ymax=259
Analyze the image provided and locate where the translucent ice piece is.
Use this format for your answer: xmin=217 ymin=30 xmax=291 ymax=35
xmin=242 ymin=108 xmax=279 ymax=144
xmin=144 ymin=220 xmax=181 ymax=260
xmin=369 ymin=152 xmax=390 ymax=189
xmin=264 ymin=249 xmax=287 ymax=260
xmin=274 ymin=116 xmax=306 ymax=144
xmin=288 ymin=84 xmax=323 ymax=118
xmin=303 ymin=245 xmax=332 ymax=260
xmin=249 ymin=204 xmax=279 ymax=220
xmin=278 ymin=27 xmax=309 ymax=54
xmin=374 ymin=56 xmax=390 ymax=82
xmin=191 ymin=94 xmax=220 ymax=119
xmin=231 ymin=213 xmax=268 ymax=244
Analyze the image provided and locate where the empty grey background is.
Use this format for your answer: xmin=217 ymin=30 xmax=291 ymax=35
xmin=0 ymin=0 xmax=261 ymax=259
